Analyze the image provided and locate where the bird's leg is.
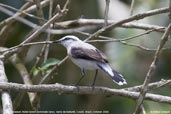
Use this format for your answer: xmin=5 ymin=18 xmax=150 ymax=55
xmin=92 ymin=69 xmax=98 ymax=88
xmin=75 ymin=69 xmax=86 ymax=86
xmin=81 ymin=68 xmax=86 ymax=76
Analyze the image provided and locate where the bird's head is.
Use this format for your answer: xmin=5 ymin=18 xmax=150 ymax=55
xmin=53 ymin=35 xmax=81 ymax=48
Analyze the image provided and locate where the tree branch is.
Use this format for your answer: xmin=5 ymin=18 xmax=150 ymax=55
xmin=85 ymin=7 xmax=169 ymax=41
xmin=54 ymin=19 xmax=166 ymax=32
xmin=0 ymin=3 xmax=46 ymax=22
xmin=130 ymin=0 xmax=135 ymax=16
xmin=123 ymin=79 xmax=171 ymax=92
xmin=33 ymin=0 xmax=45 ymax=25
xmin=0 ymin=56 xmax=13 ymax=114
xmin=0 ymin=82 xmax=170 ymax=105
xmin=20 ymin=6 xmax=68 ymax=44
xmin=134 ymin=23 xmax=171 ymax=114
xmin=104 ymin=0 xmax=110 ymax=26
xmin=9 ymin=54 xmax=36 ymax=109
xmin=0 ymin=0 xmax=50 ymax=28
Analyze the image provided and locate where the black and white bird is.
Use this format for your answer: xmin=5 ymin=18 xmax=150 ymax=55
xmin=54 ymin=35 xmax=127 ymax=86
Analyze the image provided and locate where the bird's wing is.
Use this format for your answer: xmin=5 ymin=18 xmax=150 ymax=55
xmin=71 ymin=47 xmax=108 ymax=63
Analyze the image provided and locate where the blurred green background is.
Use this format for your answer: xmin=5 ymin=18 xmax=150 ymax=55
xmin=0 ymin=0 xmax=171 ymax=114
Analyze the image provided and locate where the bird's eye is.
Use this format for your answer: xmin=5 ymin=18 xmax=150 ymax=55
xmin=64 ymin=37 xmax=76 ymax=41
xmin=61 ymin=36 xmax=77 ymax=42
xmin=64 ymin=37 xmax=70 ymax=40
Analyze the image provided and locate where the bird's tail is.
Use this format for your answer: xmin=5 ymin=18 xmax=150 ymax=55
xmin=97 ymin=63 xmax=127 ymax=86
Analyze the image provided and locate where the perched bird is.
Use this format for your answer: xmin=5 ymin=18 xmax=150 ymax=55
xmin=53 ymin=35 xmax=127 ymax=86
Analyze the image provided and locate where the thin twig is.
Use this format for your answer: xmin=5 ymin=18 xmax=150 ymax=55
xmin=32 ymin=1 xmax=71 ymax=109
xmin=0 ymin=41 xmax=53 ymax=54
xmin=33 ymin=0 xmax=45 ymax=25
xmin=30 ymin=0 xmax=47 ymax=71
xmin=54 ymin=19 xmax=166 ymax=32
xmin=85 ymin=28 xmax=160 ymax=42
xmin=78 ymin=29 xmax=171 ymax=51
xmin=38 ymin=56 xmax=68 ymax=84
xmin=0 ymin=6 xmax=68 ymax=57
xmin=141 ymin=105 xmax=146 ymax=114
xmin=1 ymin=6 xmax=168 ymax=36
xmin=0 ymin=2 xmax=32 ymax=46
xmin=63 ymin=0 xmax=70 ymax=10
xmin=104 ymin=0 xmax=110 ymax=26
xmin=0 ymin=3 xmax=46 ymax=22
xmin=85 ymin=7 xmax=169 ymax=41
xmin=20 ymin=8 xmax=67 ymax=44
xmin=37 ymin=0 xmax=71 ymax=84
xmin=134 ymin=23 xmax=171 ymax=114
xmin=30 ymin=1 xmax=54 ymax=110
xmin=123 ymin=79 xmax=171 ymax=92
xmin=0 ymin=27 xmax=169 ymax=56
xmin=44 ymin=0 xmax=53 ymax=62
xmin=130 ymin=0 xmax=135 ymax=16
xmin=0 ymin=6 xmax=166 ymax=35
xmin=0 ymin=0 xmax=49 ymax=28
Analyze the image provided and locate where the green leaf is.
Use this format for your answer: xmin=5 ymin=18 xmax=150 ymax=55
xmin=31 ymin=66 xmax=40 ymax=76
xmin=39 ymin=58 xmax=60 ymax=71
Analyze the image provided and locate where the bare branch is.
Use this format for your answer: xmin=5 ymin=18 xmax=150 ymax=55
xmin=0 ymin=6 xmax=166 ymax=35
xmin=30 ymin=0 xmax=50 ymax=69
xmin=0 ymin=1 xmax=170 ymax=112
xmin=78 ymin=29 xmax=171 ymax=52
xmin=140 ymin=105 xmax=146 ymax=114
xmin=0 ymin=57 xmax=13 ymax=114
xmin=104 ymin=0 xmax=110 ymax=26
xmin=20 ymin=8 xmax=68 ymax=44
xmin=0 ymin=0 xmax=50 ymax=46
xmin=123 ymin=79 xmax=171 ymax=92
xmin=0 ymin=2 xmax=32 ymax=46
xmin=134 ymin=23 xmax=171 ymax=114
xmin=63 ymin=0 xmax=70 ymax=10
xmin=0 ymin=0 xmax=50 ymax=28
xmin=0 ymin=82 xmax=170 ymax=104
xmin=33 ymin=0 xmax=45 ymax=25
xmin=43 ymin=0 xmax=53 ymax=62
xmin=38 ymin=56 xmax=68 ymax=84
xmin=169 ymin=0 xmax=171 ymax=20
xmin=31 ymin=1 xmax=71 ymax=108
xmin=130 ymin=0 xmax=135 ymax=16
xmin=9 ymin=54 xmax=36 ymax=109
xmin=85 ymin=7 xmax=169 ymax=41
xmin=54 ymin=19 xmax=166 ymax=32
xmin=0 ymin=3 xmax=46 ymax=22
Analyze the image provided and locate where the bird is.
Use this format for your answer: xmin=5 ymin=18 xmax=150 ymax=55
xmin=53 ymin=35 xmax=127 ymax=86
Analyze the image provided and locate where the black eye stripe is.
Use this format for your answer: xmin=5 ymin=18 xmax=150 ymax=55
xmin=65 ymin=38 xmax=70 ymax=40
xmin=63 ymin=37 xmax=76 ymax=41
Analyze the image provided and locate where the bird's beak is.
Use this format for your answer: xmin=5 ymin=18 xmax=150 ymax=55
xmin=52 ymin=39 xmax=61 ymax=44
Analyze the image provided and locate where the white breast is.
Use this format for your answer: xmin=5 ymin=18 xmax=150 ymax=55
xmin=67 ymin=41 xmax=100 ymax=70
xmin=69 ymin=57 xmax=100 ymax=70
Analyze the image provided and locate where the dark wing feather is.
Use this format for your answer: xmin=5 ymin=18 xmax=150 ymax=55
xmin=71 ymin=47 xmax=108 ymax=63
